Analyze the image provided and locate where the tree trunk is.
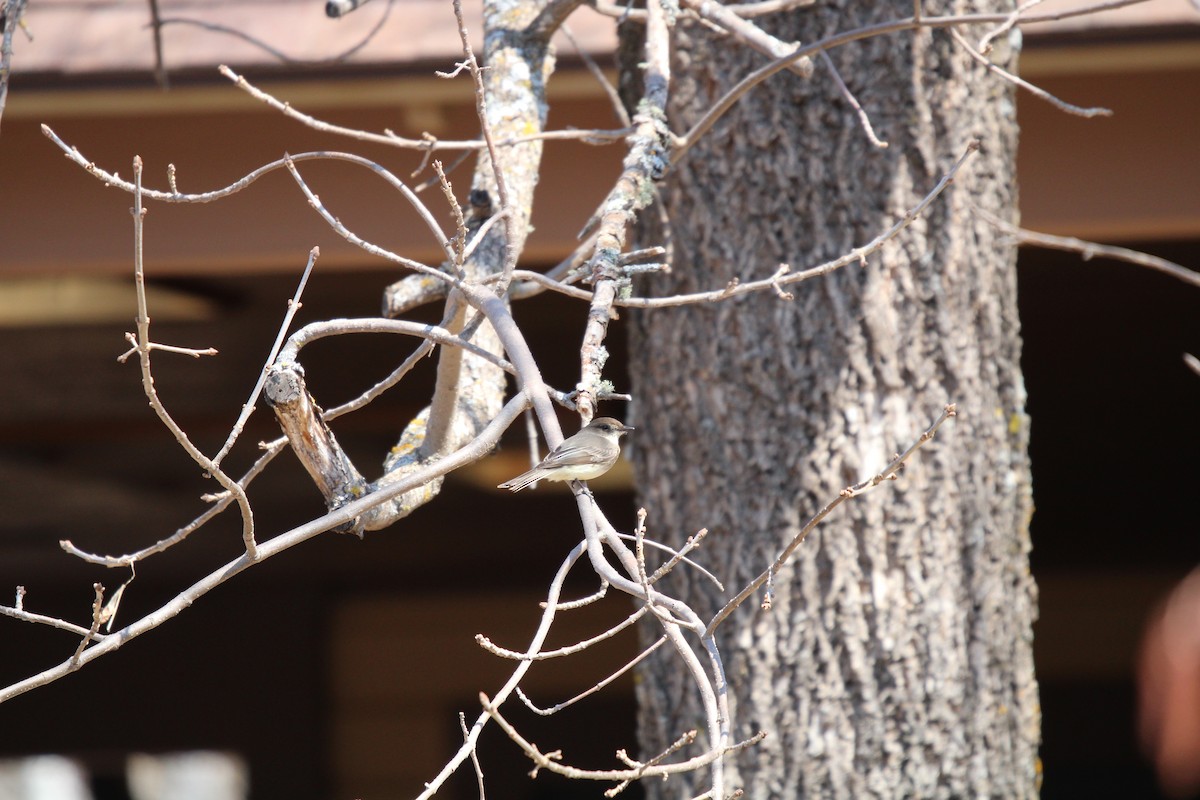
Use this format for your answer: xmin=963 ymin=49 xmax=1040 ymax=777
xmin=628 ymin=3 xmax=1040 ymax=797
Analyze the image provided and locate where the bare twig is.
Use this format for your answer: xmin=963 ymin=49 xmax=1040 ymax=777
xmin=60 ymin=439 xmax=287 ymax=567
xmin=212 ymin=247 xmax=319 ymax=470
xmin=278 ymin=318 xmax=515 ymax=375
xmin=1 ymin=394 xmax=530 ymax=706
xmin=819 ymin=50 xmax=888 ymax=148
xmin=681 ymin=0 xmax=814 ymax=79
xmin=449 ymin=0 xmax=517 ymax=289
xmin=219 ymin=65 xmax=628 ymax=151
xmin=673 ymin=1 xmax=1148 ymax=160
xmin=546 ymin=581 xmax=609 ymax=610
xmin=516 ymin=635 xmax=668 ymax=715
xmin=949 ymin=28 xmax=1111 ymax=118
xmin=561 ymin=23 xmax=631 ymax=127
xmin=0 ymin=603 xmax=108 ymax=640
xmin=975 ymin=207 xmax=1200 ymax=290
xmin=415 ymin=539 xmax=587 ymax=799
xmin=478 ymin=607 xmax=650 ymax=661
xmin=459 ymin=711 xmax=487 ymax=800
xmin=706 ymin=404 xmax=957 ymax=636
xmin=117 ymin=336 xmax=218 ymax=362
xmin=129 ymin=157 xmax=259 ymax=560
xmin=282 ymin=155 xmax=461 ymax=286
xmin=506 ymin=140 xmax=979 ymax=308
xmin=978 ymin=0 xmax=1044 ymax=54
xmin=613 ymin=530 xmax=723 ymax=589
xmin=70 ymin=584 xmax=106 ymax=666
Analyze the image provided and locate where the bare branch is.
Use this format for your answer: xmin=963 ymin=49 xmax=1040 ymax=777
xmin=70 ymin=584 xmax=106 ymax=667
xmin=1 ymin=394 xmax=530 ymax=706
xmin=212 ymin=247 xmax=319 ymax=470
xmin=819 ymin=50 xmax=888 ymax=148
xmin=480 ymin=692 xmax=764 ymax=783
xmin=975 ymin=207 xmax=1200 ymax=290
xmin=478 ymin=606 xmax=650 ymax=661
xmin=516 ymin=635 xmax=668 ymax=715
xmin=561 ymin=23 xmax=631 ymax=126
xmin=574 ymin=0 xmax=673 ymax=421
xmin=459 ymin=711 xmax=487 ymax=800
xmin=416 ymin=540 xmax=588 ymax=799
xmin=282 ymin=155 xmax=459 ymax=285
xmin=681 ymin=0 xmax=814 ymax=79
xmin=219 ymin=65 xmax=628 ymax=151
xmin=0 ymin=602 xmax=108 ymax=640
xmin=278 ymin=318 xmax=515 ymax=375
xmin=60 ymin=439 xmax=287 ymax=567
xmin=673 ymin=1 xmax=1149 ymax=160
xmin=129 ymin=157 xmax=259 ymax=559
xmin=506 ymin=139 xmax=979 ymax=308
xmin=978 ymin=0 xmax=1044 ymax=54
xmin=948 ymin=28 xmax=1111 ymax=118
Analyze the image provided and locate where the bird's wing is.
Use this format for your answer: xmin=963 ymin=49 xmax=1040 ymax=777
xmin=539 ymin=441 xmax=612 ymax=469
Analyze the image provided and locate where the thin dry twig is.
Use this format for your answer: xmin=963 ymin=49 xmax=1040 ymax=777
xmin=1 ymin=394 xmax=531 ymax=706
xmin=480 ymin=692 xmax=764 ymax=783
xmin=948 ymin=27 xmax=1111 ymax=118
xmin=1184 ymin=353 xmax=1200 ymax=377
xmin=562 ymin=23 xmax=631 ymax=126
xmin=516 ymin=635 xmax=668 ymax=716
xmin=608 ymin=729 xmax=701 ymax=797
xmin=681 ymin=0 xmax=814 ymax=79
xmin=820 ymin=50 xmax=888 ymax=148
xmin=415 ymin=538 xmax=586 ymax=799
xmin=282 ymin=155 xmax=462 ymax=286
xmin=479 ymin=607 xmax=650 ymax=661
xmin=707 ymin=404 xmax=957 ymax=635
xmin=59 ymin=439 xmax=287 ymax=567
xmin=978 ymin=0 xmax=1045 ymax=54
xmin=672 ymin=0 xmax=1148 ymax=160
xmin=545 ymin=581 xmax=609 ymax=610
xmin=212 ymin=247 xmax=320 ymax=469
xmin=508 ymin=140 xmax=979 ymax=309
xmin=459 ymin=711 xmax=487 ymax=800
xmin=219 ymin=65 xmax=629 ymax=151
xmin=0 ymin=602 xmax=108 ymax=640
xmin=975 ymin=207 xmax=1200 ymax=289
xmin=70 ymin=584 xmax=106 ymax=666
xmin=129 ymin=157 xmax=259 ymax=560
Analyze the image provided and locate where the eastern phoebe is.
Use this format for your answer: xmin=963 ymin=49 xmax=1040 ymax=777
xmin=498 ymin=417 xmax=633 ymax=492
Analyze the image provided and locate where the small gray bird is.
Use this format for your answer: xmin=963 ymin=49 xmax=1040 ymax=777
xmin=499 ymin=417 xmax=633 ymax=492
